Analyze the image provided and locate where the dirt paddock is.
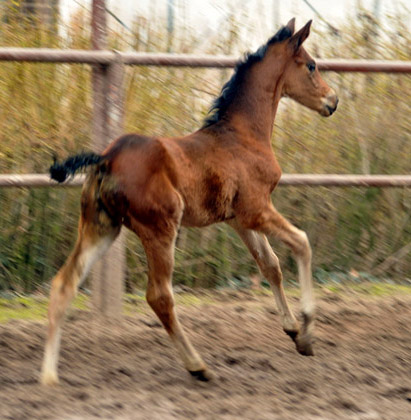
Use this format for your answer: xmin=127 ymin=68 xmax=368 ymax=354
xmin=0 ymin=289 xmax=410 ymax=419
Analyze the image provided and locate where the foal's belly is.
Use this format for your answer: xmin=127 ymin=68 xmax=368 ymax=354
xmin=179 ymin=185 xmax=236 ymax=228
xmin=180 ymin=203 xmax=235 ymax=228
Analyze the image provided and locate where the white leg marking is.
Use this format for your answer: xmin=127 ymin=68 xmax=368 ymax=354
xmin=40 ymin=236 xmax=114 ymax=385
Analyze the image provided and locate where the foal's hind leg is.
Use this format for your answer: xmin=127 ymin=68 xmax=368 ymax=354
xmin=136 ymin=222 xmax=210 ymax=381
xmin=228 ymin=220 xmax=299 ymax=334
xmin=41 ymin=214 xmax=119 ymax=385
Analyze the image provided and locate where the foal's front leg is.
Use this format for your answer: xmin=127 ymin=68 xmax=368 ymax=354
xmin=254 ymin=205 xmax=315 ymax=355
xmin=228 ymin=220 xmax=299 ymax=335
xmin=234 ymin=204 xmax=315 ymax=355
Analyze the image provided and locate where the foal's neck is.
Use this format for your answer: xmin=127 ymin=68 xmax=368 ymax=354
xmin=229 ymin=54 xmax=286 ymax=145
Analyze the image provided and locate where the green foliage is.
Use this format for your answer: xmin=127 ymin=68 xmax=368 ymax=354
xmin=0 ymin=8 xmax=410 ymax=292
xmin=0 ymin=294 xmax=88 ymax=322
xmin=1 ymin=283 xmax=411 ymax=323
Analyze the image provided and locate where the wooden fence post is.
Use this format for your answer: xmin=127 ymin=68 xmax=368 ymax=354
xmin=91 ymin=0 xmax=125 ymax=319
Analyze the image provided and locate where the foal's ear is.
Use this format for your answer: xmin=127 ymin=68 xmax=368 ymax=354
xmin=286 ymin=18 xmax=296 ymax=35
xmin=288 ymin=20 xmax=312 ymax=54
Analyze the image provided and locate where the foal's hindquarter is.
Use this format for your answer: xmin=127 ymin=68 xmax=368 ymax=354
xmin=41 ymin=19 xmax=338 ymax=385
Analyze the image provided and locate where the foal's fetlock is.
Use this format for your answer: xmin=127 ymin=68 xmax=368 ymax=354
xmin=40 ymin=371 xmax=60 ymax=386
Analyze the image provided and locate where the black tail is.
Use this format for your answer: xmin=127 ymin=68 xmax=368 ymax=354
xmin=50 ymin=152 xmax=104 ymax=183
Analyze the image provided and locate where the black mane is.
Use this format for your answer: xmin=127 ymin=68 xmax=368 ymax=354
xmin=202 ymin=25 xmax=293 ymax=128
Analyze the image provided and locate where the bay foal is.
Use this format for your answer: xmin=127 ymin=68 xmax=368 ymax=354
xmin=42 ymin=19 xmax=338 ymax=385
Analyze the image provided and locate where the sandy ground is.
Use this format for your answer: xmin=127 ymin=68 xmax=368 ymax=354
xmin=0 ymin=289 xmax=410 ymax=420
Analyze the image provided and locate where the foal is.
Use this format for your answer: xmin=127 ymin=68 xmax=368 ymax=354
xmin=42 ymin=19 xmax=338 ymax=385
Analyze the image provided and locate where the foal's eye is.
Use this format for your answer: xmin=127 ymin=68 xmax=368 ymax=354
xmin=307 ymin=62 xmax=316 ymax=73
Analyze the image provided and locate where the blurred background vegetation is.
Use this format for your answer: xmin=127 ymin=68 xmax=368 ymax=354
xmin=0 ymin=1 xmax=410 ymax=293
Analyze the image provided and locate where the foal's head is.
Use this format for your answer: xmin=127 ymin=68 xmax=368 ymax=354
xmin=281 ymin=19 xmax=338 ymax=117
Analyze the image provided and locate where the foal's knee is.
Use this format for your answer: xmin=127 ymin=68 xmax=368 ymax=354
xmin=259 ymin=251 xmax=282 ymax=281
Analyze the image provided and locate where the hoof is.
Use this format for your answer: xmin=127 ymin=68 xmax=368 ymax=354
xmin=296 ymin=335 xmax=314 ymax=356
xmin=40 ymin=371 xmax=59 ymax=386
xmin=284 ymin=329 xmax=314 ymax=356
xmin=189 ymin=369 xmax=213 ymax=382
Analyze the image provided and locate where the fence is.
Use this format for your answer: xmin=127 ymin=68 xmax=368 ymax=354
xmin=0 ymin=49 xmax=410 ymax=71
xmin=1 ymin=174 xmax=411 ymax=188
xmin=1 ymin=0 xmax=410 ymax=317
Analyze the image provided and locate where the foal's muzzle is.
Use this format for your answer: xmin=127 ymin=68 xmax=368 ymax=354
xmin=320 ymin=91 xmax=339 ymax=117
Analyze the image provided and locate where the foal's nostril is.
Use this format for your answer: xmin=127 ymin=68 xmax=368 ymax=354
xmin=327 ymin=94 xmax=338 ymax=107
xmin=325 ymin=96 xmax=338 ymax=115
xmin=326 ymin=105 xmax=335 ymax=115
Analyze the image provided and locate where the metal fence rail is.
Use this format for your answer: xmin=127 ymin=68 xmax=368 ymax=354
xmin=1 ymin=174 xmax=411 ymax=188
xmin=0 ymin=48 xmax=410 ymax=72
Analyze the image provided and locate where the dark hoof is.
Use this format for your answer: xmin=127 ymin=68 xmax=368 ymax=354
xmin=296 ymin=336 xmax=314 ymax=356
xmin=284 ymin=329 xmax=314 ymax=356
xmin=189 ymin=369 xmax=213 ymax=382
